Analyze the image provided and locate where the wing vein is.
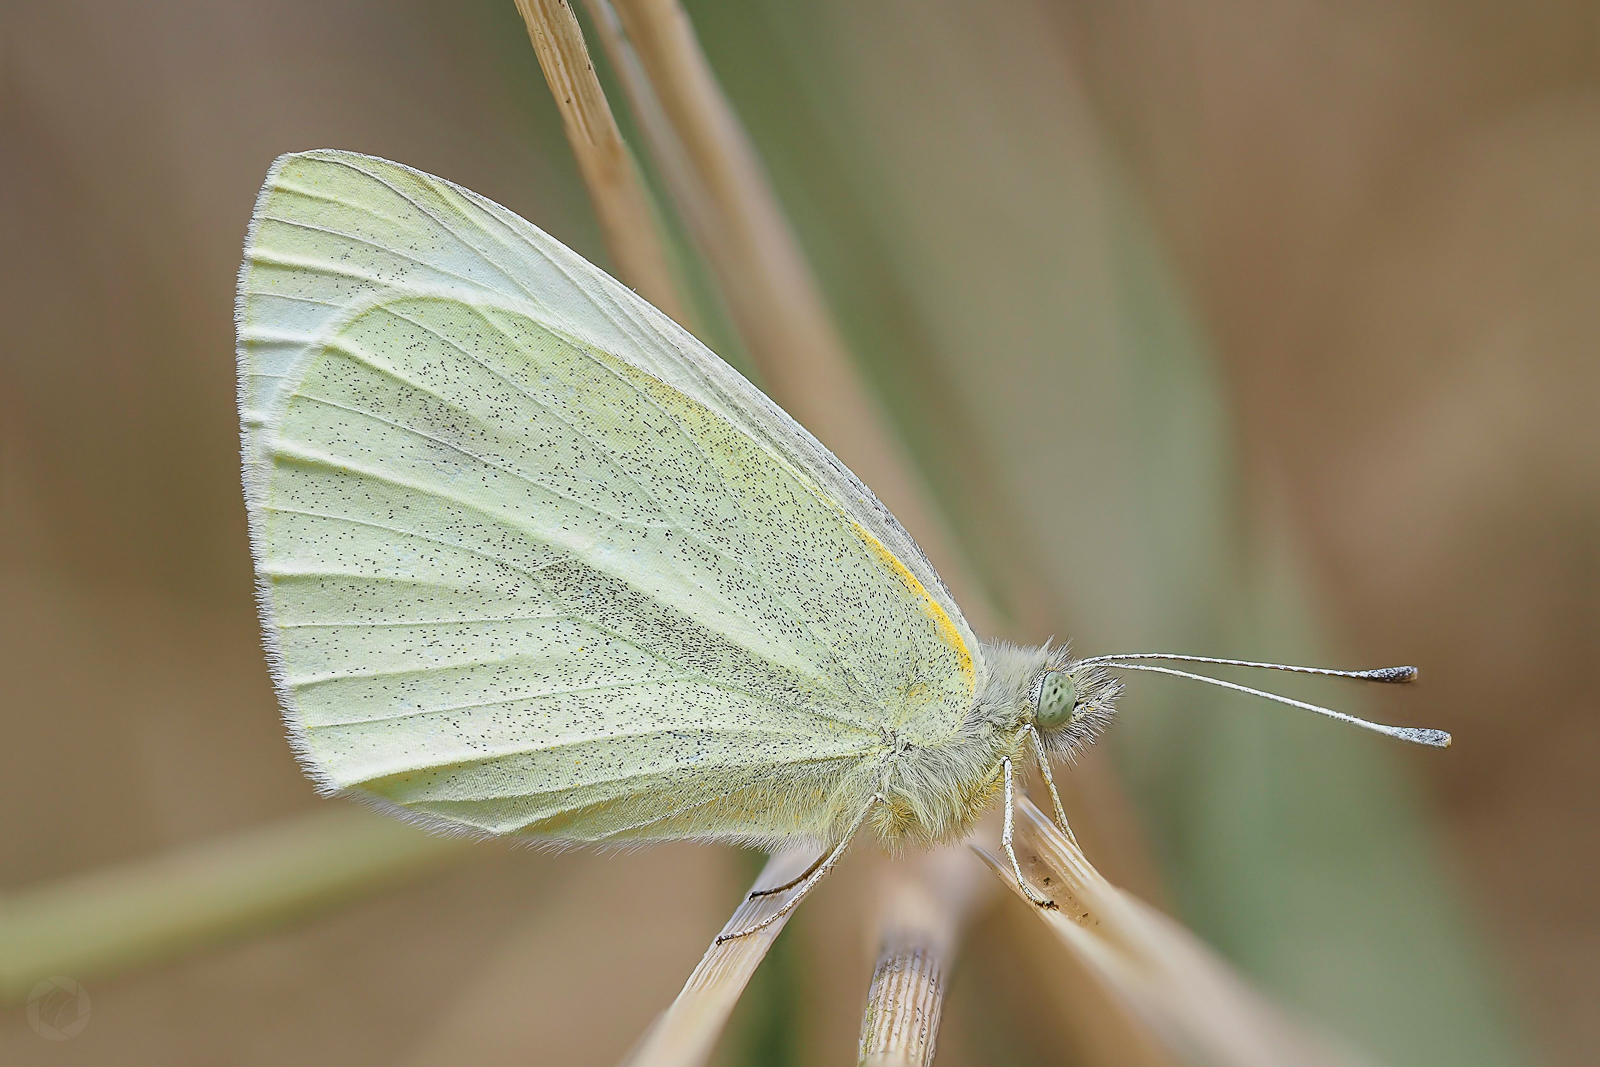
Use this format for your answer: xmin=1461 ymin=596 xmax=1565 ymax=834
xmin=271 ymin=177 xmax=414 ymax=225
xmin=263 ymin=497 xmax=557 ymax=579
xmin=288 ymin=387 xmax=674 ymax=530
xmin=247 ymin=248 xmax=390 ymax=287
xmin=324 ymin=156 xmax=542 ymax=300
xmin=343 ymin=725 xmax=873 ymax=784
xmin=257 ymin=212 xmax=507 ymax=292
xmin=302 ymin=676 xmax=701 ymax=726
xmin=281 ymin=615 xmax=563 ymax=629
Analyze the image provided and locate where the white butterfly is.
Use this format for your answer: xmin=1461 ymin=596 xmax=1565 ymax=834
xmin=237 ymin=150 xmax=1445 ymax=936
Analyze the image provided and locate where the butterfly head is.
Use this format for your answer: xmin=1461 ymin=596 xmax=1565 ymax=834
xmin=1029 ymin=650 xmax=1121 ymax=755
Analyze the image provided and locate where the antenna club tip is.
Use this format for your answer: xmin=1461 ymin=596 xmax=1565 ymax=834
xmin=1396 ymin=727 xmax=1451 ymax=748
xmin=1371 ymin=666 xmax=1419 ymax=683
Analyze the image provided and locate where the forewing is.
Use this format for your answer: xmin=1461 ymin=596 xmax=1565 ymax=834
xmin=237 ymin=151 xmax=980 ymax=840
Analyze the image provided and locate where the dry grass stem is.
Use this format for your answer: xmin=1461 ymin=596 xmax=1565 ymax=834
xmin=858 ymin=845 xmax=991 ymax=1066
xmin=513 ymin=0 xmax=689 ymax=325
xmin=0 ymin=806 xmax=470 ymax=1001
xmin=858 ymin=942 xmax=943 ymax=1067
xmin=973 ymin=796 xmax=1372 ymax=1067
xmin=579 ymin=0 xmax=716 ymax=253
xmin=620 ymin=849 xmax=816 ymax=1067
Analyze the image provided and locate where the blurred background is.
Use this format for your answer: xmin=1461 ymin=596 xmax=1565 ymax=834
xmin=3 ymin=1 xmax=1595 ymax=1065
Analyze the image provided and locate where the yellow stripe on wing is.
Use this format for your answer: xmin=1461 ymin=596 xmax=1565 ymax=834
xmin=849 ymin=521 xmax=975 ymax=696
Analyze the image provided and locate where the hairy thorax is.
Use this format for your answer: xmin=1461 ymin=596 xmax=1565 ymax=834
xmin=862 ymin=642 xmax=1038 ymax=849
xmin=855 ymin=640 xmax=1122 ymax=850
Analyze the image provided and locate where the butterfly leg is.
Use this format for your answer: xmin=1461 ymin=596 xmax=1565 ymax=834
xmin=1025 ymin=725 xmax=1082 ymax=849
xmin=746 ymin=848 xmax=831 ymax=899
xmin=1003 ymin=756 xmax=1056 ymax=908
xmin=715 ymin=793 xmax=883 ymax=943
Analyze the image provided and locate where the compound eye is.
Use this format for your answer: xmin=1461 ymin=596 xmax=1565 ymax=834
xmin=1036 ymin=670 xmax=1077 ymax=730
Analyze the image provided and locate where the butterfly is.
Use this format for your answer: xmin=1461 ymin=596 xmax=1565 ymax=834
xmin=237 ymin=150 xmax=1447 ymax=938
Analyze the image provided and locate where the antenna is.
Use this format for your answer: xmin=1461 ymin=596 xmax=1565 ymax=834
xmin=1083 ymin=660 xmax=1450 ymax=747
xmin=1077 ymin=652 xmax=1417 ymax=683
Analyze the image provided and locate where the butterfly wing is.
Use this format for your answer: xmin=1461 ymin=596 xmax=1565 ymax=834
xmin=237 ymin=150 xmax=982 ymax=842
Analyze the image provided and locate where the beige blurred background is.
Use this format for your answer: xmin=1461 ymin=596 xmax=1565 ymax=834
xmin=2 ymin=1 xmax=1594 ymax=1065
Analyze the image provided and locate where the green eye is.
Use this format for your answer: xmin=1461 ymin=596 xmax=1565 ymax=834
xmin=1036 ymin=670 xmax=1077 ymax=729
